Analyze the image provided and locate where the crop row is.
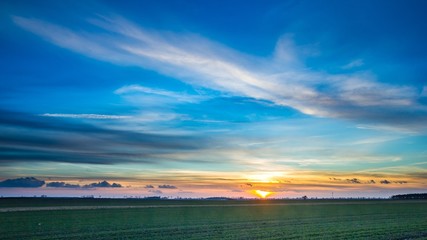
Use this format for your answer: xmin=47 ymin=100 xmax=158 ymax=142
xmin=1 ymin=202 xmax=426 ymax=239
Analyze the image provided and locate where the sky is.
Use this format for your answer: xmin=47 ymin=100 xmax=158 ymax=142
xmin=0 ymin=0 xmax=426 ymax=198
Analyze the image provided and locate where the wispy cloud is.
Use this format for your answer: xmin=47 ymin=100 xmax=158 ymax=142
xmin=115 ymin=85 xmax=207 ymax=103
xmin=40 ymin=113 xmax=131 ymax=119
xmin=421 ymin=86 xmax=427 ymax=97
xmin=351 ymin=136 xmax=401 ymax=145
xmin=13 ymin=15 xmax=427 ymax=132
xmin=342 ymin=59 xmax=364 ymax=69
xmin=0 ymin=109 xmax=210 ymax=165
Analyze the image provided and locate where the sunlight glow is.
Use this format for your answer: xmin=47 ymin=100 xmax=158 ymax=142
xmin=254 ymin=190 xmax=273 ymax=198
xmin=248 ymin=172 xmax=284 ymax=183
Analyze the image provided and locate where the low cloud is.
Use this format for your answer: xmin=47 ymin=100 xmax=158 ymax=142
xmin=380 ymin=179 xmax=391 ymax=184
xmin=330 ymin=177 xmax=408 ymax=185
xmin=83 ymin=181 xmax=122 ymax=188
xmin=394 ymin=181 xmax=407 ymax=184
xmin=239 ymin=183 xmax=253 ymax=188
xmin=346 ymin=178 xmax=361 ymax=184
xmin=144 ymin=185 xmax=154 ymax=189
xmin=148 ymin=189 xmax=163 ymax=194
xmin=46 ymin=182 xmax=81 ymax=188
xmin=46 ymin=180 xmax=122 ymax=188
xmin=0 ymin=177 xmax=45 ymax=188
xmin=231 ymin=189 xmax=244 ymax=192
xmin=158 ymin=184 xmax=177 ymax=189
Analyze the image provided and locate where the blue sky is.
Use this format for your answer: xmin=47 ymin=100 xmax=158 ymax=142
xmin=0 ymin=0 xmax=426 ymax=198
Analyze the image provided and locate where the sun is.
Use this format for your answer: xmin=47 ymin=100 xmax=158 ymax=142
xmin=254 ymin=190 xmax=273 ymax=199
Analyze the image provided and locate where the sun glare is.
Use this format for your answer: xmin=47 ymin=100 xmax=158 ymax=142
xmin=254 ymin=190 xmax=273 ymax=199
xmin=248 ymin=172 xmax=283 ymax=183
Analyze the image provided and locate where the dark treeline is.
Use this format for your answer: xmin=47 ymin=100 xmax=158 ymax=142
xmin=391 ymin=193 xmax=427 ymax=199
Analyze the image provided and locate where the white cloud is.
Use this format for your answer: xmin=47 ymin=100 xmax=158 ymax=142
xmin=40 ymin=113 xmax=131 ymax=119
xmin=351 ymin=136 xmax=401 ymax=145
xmin=14 ymin=15 xmax=427 ymax=131
xmin=421 ymin=86 xmax=427 ymax=97
xmin=131 ymin=112 xmax=184 ymax=122
xmin=115 ymin=85 xmax=207 ymax=103
xmin=342 ymin=59 xmax=364 ymax=69
xmin=355 ymin=124 xmax=419 ymax=135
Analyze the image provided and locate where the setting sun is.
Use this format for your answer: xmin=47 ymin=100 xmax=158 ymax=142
xmin=254 ymin=190 xmax=273 ymax=199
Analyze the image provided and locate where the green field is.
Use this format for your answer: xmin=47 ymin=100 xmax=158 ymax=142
xmin=1 ymin=198 xmax=426 ymax=239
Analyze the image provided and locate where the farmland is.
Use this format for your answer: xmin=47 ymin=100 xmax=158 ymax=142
xmin=1 ymin=198 xmax=427 ymax=239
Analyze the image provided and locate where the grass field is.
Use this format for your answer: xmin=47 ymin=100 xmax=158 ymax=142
xmin=1 ymin=198 xmax=426 ymax=239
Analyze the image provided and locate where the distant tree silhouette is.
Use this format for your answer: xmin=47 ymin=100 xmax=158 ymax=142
xmin=391 ymin=193 xmax=427 ymax=199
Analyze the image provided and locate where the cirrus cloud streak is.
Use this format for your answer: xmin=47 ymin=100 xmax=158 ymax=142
xmin=12 ymin=15 xmax=427 ymax=132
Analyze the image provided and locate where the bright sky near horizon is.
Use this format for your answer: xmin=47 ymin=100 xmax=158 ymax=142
xmin=0 ymin=0 xmax=426 ymax=198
